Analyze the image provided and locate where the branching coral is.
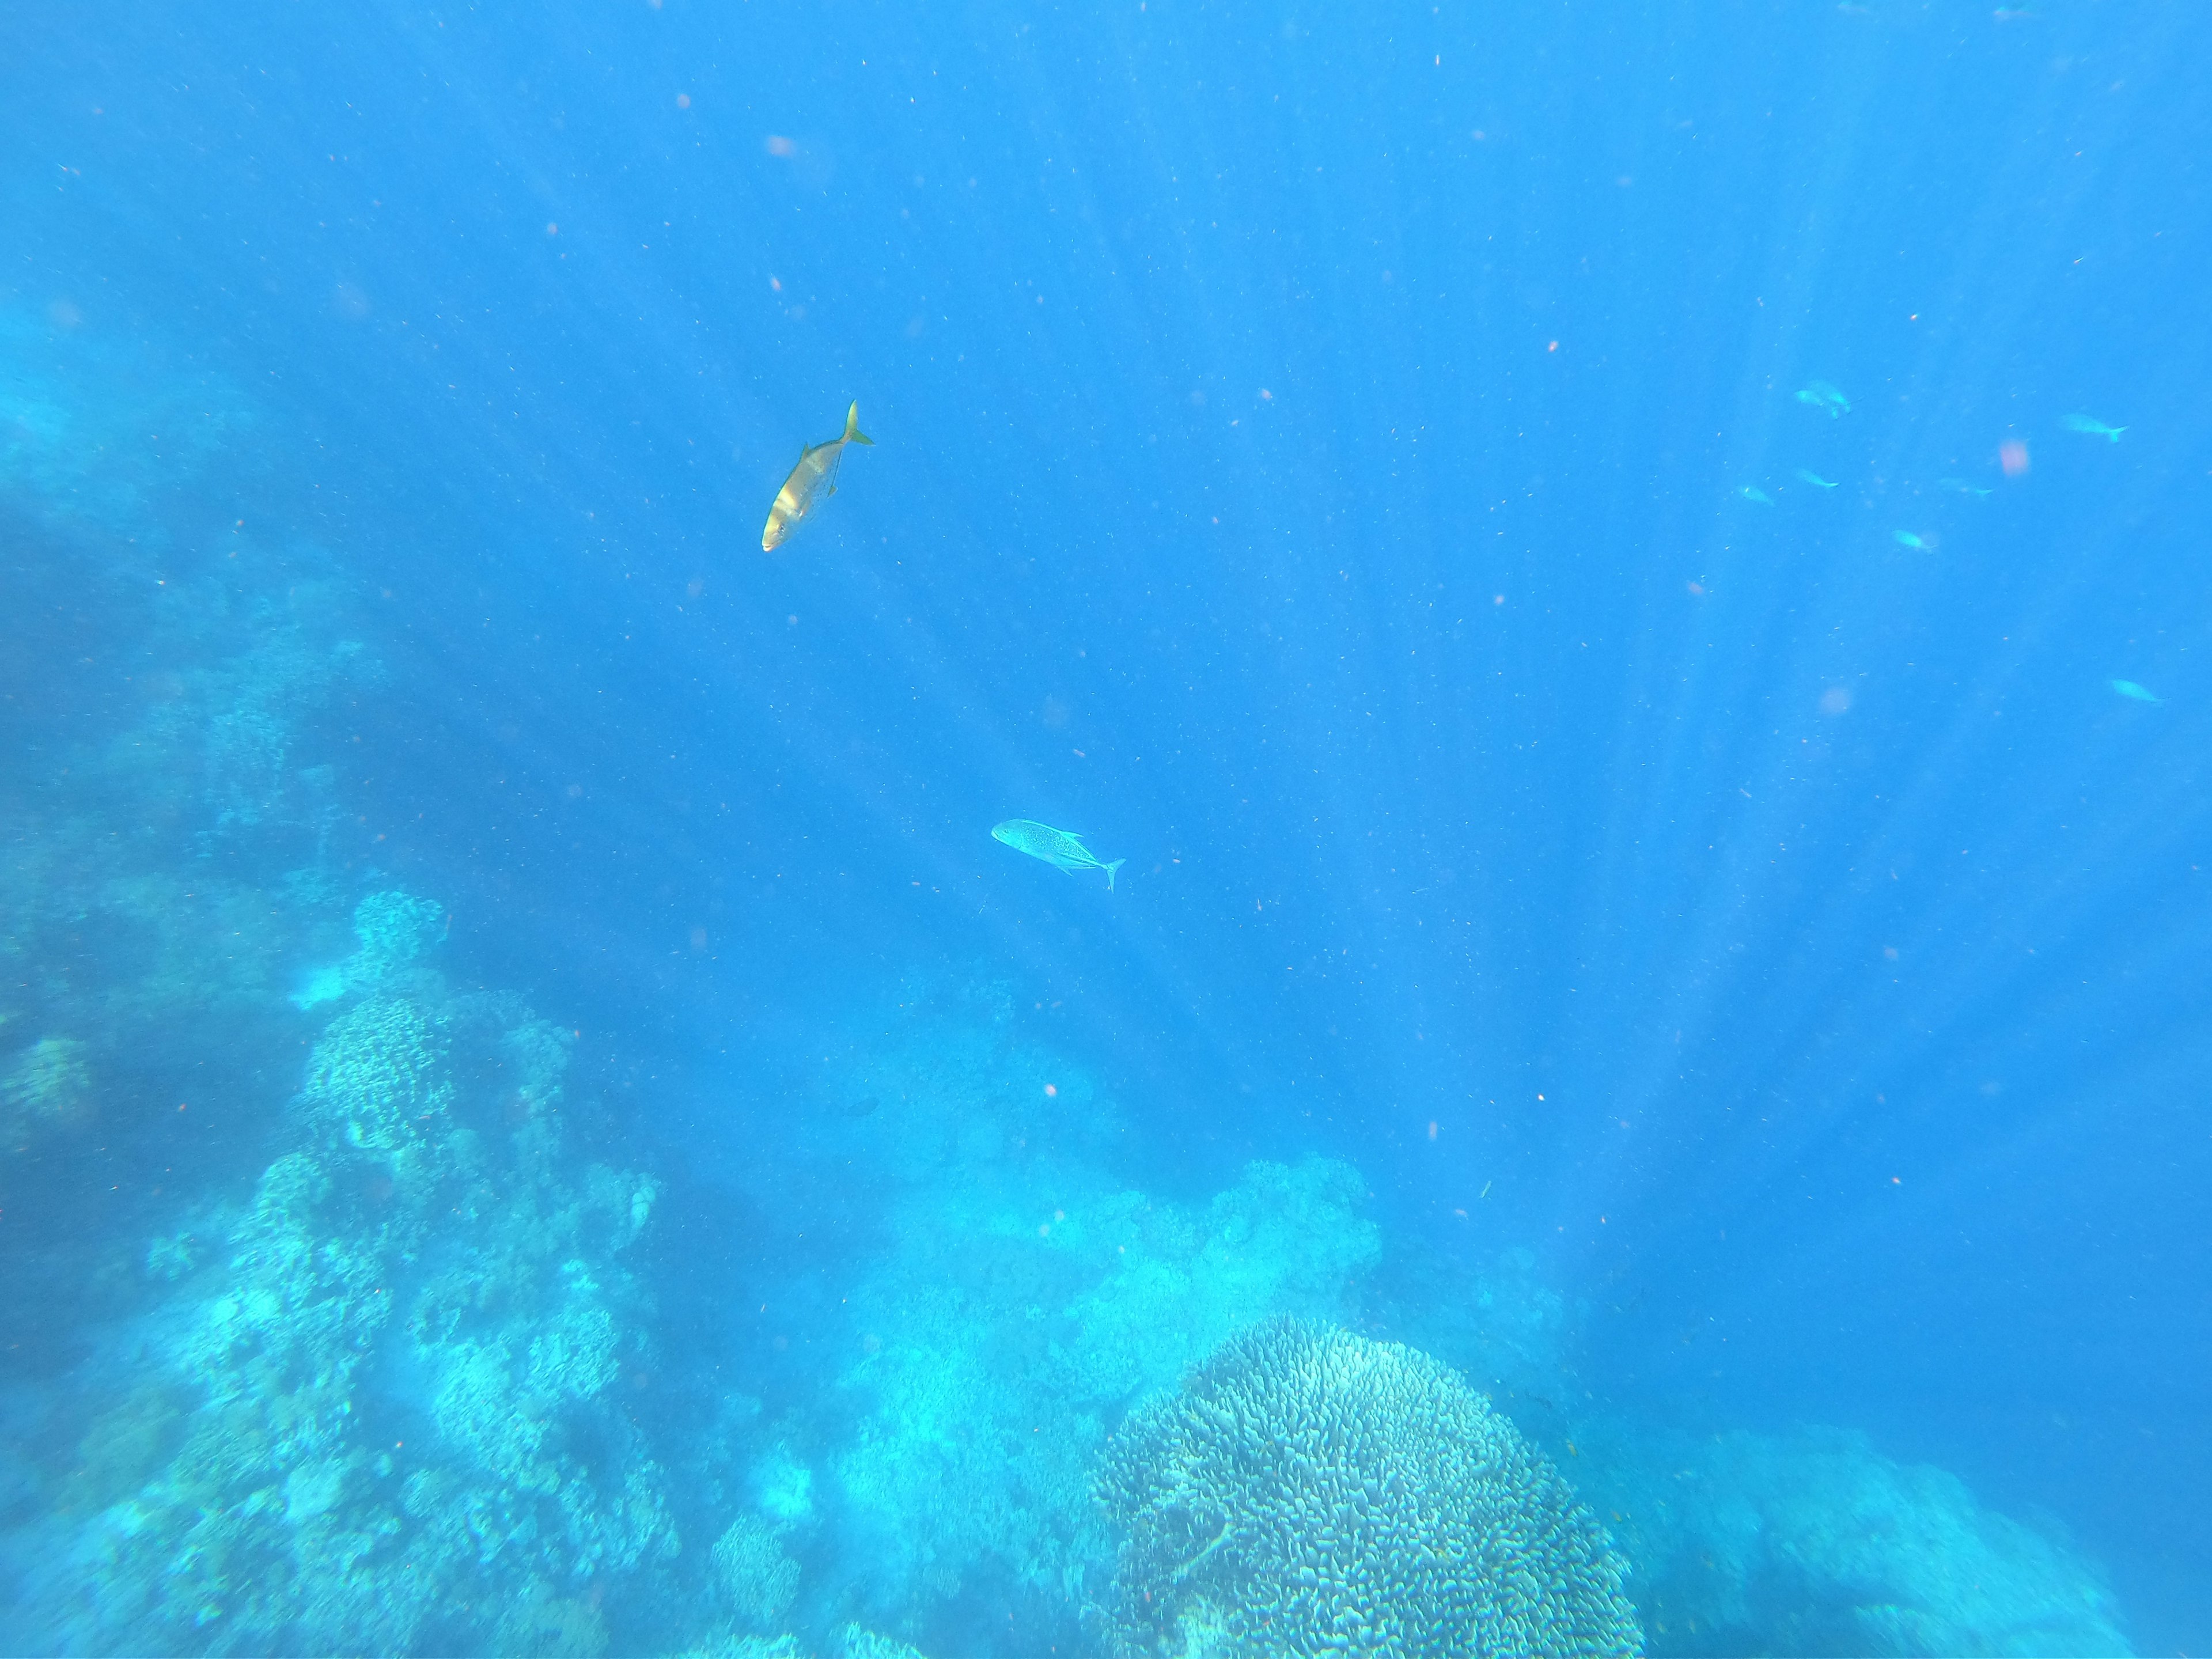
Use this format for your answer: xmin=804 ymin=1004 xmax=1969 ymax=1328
xmin=1096 ymin=1318 xmax=1643 ymax=1659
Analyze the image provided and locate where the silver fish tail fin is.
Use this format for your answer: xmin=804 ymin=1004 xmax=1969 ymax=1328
xmin=1104 ymin=858 xmax=1125 ymax=890
xmin=844 ymin=401 xmax=874 ymax=446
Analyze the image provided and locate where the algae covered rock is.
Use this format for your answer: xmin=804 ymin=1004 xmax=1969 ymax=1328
xmin=1097 ymin=1317 xmax=1642 ymax=1659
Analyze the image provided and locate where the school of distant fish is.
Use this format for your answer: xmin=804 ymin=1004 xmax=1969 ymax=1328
xmin=1736 ymin=386 xmax=2158 ymax=705
xmin=757 ymin=404 xmax=1126 ymax=888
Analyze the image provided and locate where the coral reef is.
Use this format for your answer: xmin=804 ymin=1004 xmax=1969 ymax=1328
xmin=666 ymin=1621 xmax=928 ymax=1659
xmin=1096 ymin=1317 xmax=1643 ymax=1658
xmin=834 ymin=1628 xmax=931 ymax=1659
xmin=0 ymin=315 xmax=2156 ymax=1659
xmin=1 ymin=308 xmax=378 ymax=1116
xmin=1370 ymin=1241 xmax=1571 ymax=1408
xmin=6 ymin=964 xmax=676 ymax=1656
xmin=130 ymin=619 xmax=379 ymax=842
xmin=1569 ymin=1422 xmax=2131 ymax=1657
xmin=292 ymin=889 xmax=446 ymax=1009
xmin=713 ymin=1513 xmax=802 ymax=1632
xmin=827 ymin=1153 xmax=1381 ymax=1633
xmin=0 ymin=1035 xmax=94 ymax=1146
xmin=0 ymin=303 xmax=257 ymax=543
xmin=671 ymin=1631 xmax=925 ymax=1659
xmin=720 ymin=982 xmax=1387 ymax=1641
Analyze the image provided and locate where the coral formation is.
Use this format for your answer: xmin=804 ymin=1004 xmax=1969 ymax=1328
xmin=828 ymin=1153 xmax=1381 ymax=1633
xmin=834 ymin=1627 xmax=932 ymax=1659
xmin=750 ymin=981 xmax=1395 ymax=1641
xmin=1 ymin=310 xmax=378 ymax=1105
xmin=291 ymin=889 xmax=446 ymax=1009
xmin=0 ymin=304 xmax=257 ymax=541
xmin=7 ymin=964 xmax=676 ymax=1655
xmin=1371 ymin=1241 xmax=1571 ymax=1407
xmin=712 ymin=1513 xmax=802 ymax=1632
xmin=1096 ymin=1318 xmax=1642 ymax=1659
xmin=1570 ymin=1422 xmax=2131 ymax=1657
xmin=0 ymin=1035 xmax=94 ymax=1145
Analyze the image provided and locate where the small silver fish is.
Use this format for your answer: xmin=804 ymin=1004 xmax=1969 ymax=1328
xmin=1737 ymin=484 xmax=1774 ymax=506
xmin=2110 ymin=679 xmax=2161 ymax=704
xmin=991 ymin=820 xmax=1126 ymax=889
xmin=2061 ymin=413 xmax=2124 ymax=444
xmin=1795 ymin=469 xmax=1840 ymax=490
xmin=1796 ymin=381 xmax=1850 ymax=418
xmin=1893 ymin=529 xmax=1930 ymax=551
xmin=762 ymin=401 xmax=873 ymax=551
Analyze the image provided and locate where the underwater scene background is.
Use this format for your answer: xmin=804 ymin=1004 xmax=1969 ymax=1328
xmin=3 ymin=2 xmax=2208 ymax=1654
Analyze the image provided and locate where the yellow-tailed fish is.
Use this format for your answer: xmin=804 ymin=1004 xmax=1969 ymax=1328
xmin=991 ymin=820 xmax=1126 ymax=889
xmin=762 ymin=400 xmax=873 ymax=551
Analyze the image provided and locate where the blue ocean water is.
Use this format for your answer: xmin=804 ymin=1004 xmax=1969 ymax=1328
xmin=3 ymin=1 xmax=2207 ymax=1653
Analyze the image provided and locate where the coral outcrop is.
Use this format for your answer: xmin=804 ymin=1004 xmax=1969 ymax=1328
xmin=1096 ymin=1318 xmax=1643 ymax=1659
xmin=713 ymin=1513 xmax=802 ymax=1633
xmin=1570 ymin=1422 xmax=2131 ymax=1657
xmin=291 ymin=890 xmax=447 ymax=1009
xmin=0 ymin=1035 xmax=94 ymax=1145
xmin=10 ymin=963 xmax=675 ymax=1656
xmin=828 ymin=1153 xmax=1381 ymax=1633
xmin=766 ymin=981 xmax=1395 ymax=1642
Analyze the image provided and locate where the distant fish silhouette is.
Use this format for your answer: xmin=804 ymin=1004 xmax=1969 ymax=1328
xmin=763 ymin=401 xmax=873 ymax=551
xmin=2110 ymin=679 xmax=2161 ymax=704
xmin=991 ymin=820 xmax=1126 ymax=889
xmin=1737 ymin=484 xmax=1774 ymax=506
xmin=1795 ymin=381 xmax=1850 ymax=418
xmin=2061 ymin=413 xmax=2124 ymax=444
xmin=1794 ymin=469 xmax=1840 ymax=490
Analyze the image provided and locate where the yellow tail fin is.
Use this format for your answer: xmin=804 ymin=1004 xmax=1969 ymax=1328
xmin=844 ymin=400 xmax=874 ymax=446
